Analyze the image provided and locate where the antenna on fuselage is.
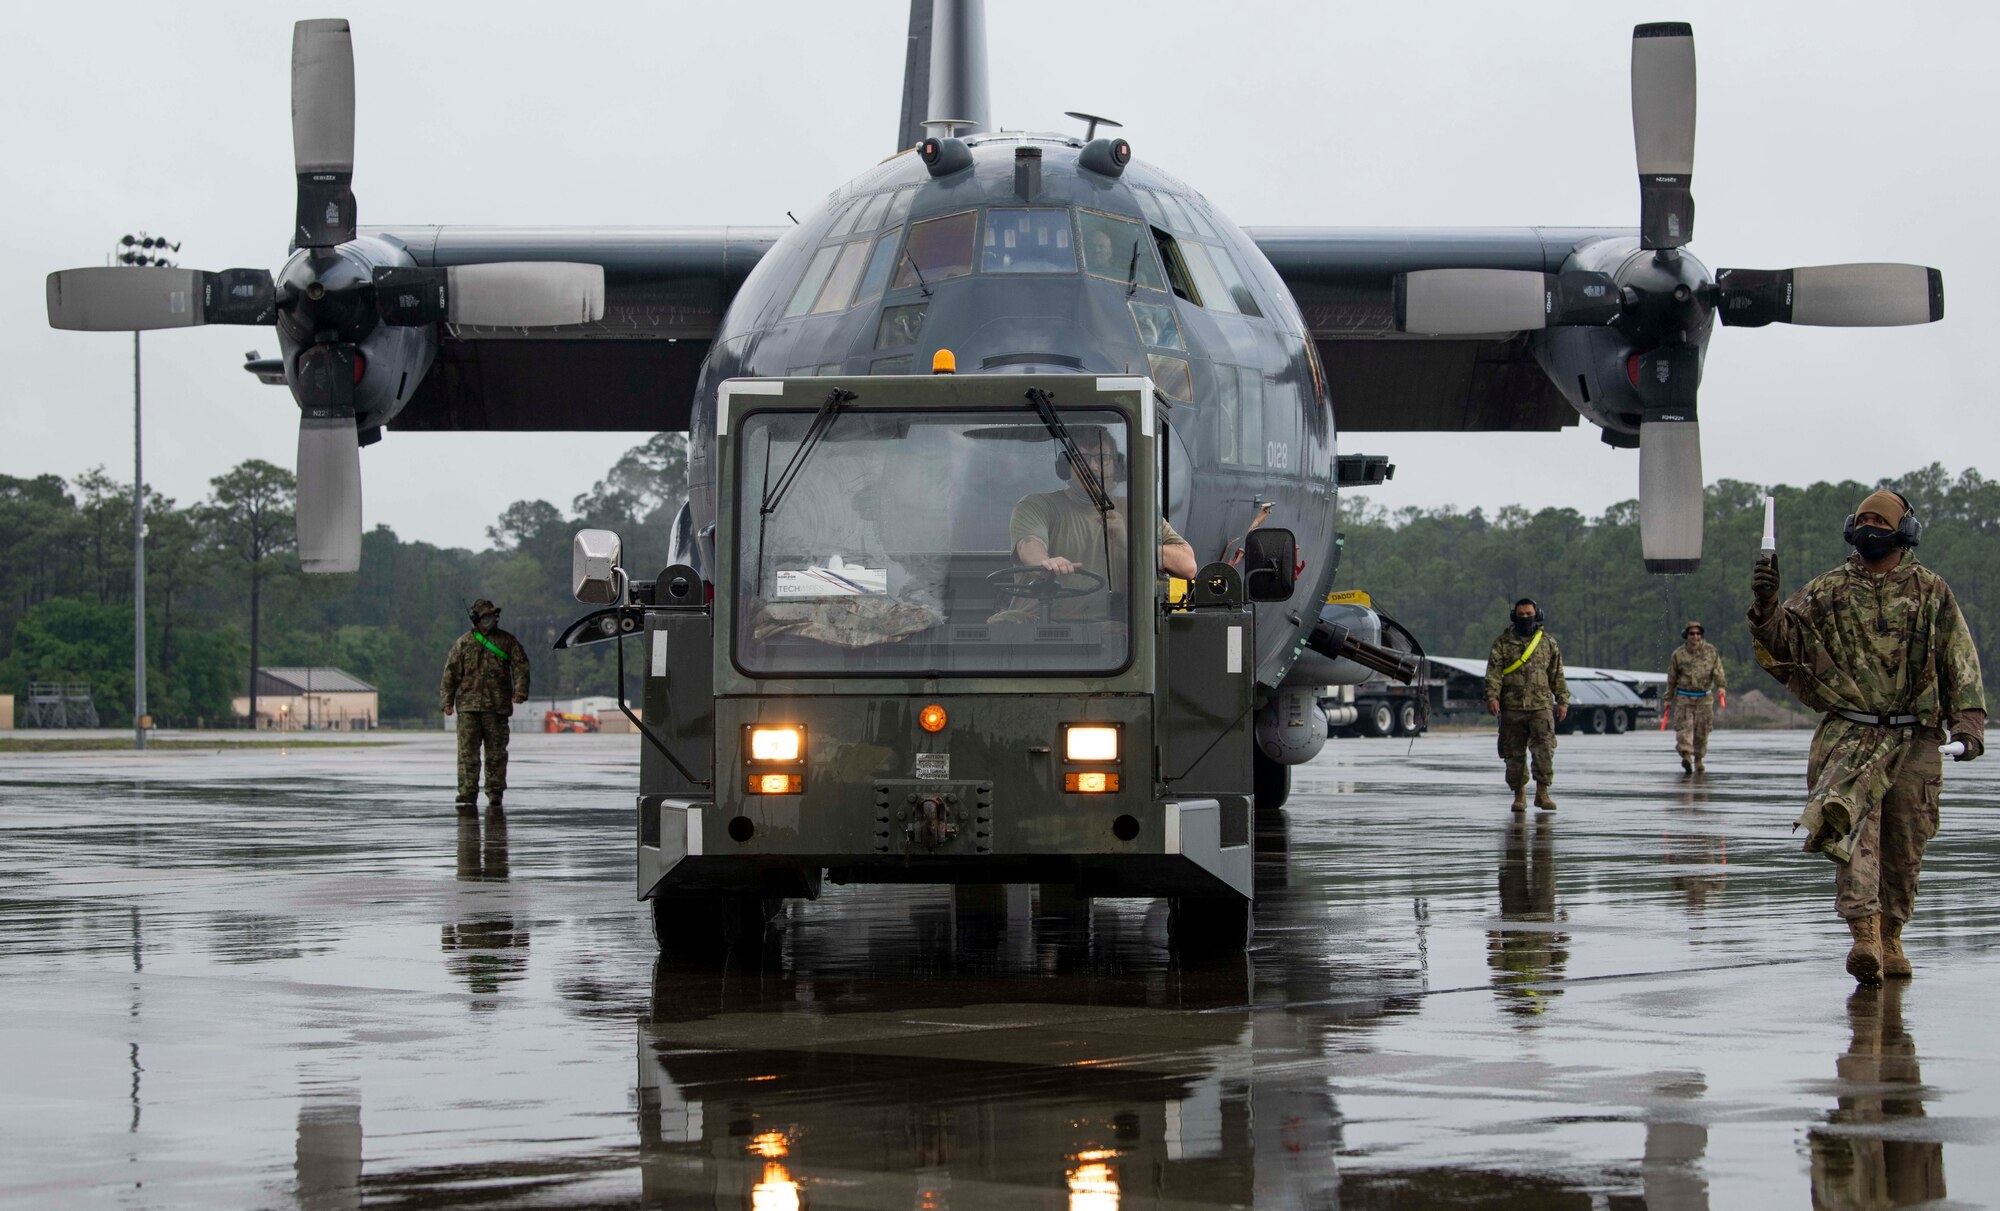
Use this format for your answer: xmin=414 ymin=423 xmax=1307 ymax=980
xmin=1063 ymin=111 xmax=1122 ymax=142
xmin=923 ymin=117 xmax=977 ymax=139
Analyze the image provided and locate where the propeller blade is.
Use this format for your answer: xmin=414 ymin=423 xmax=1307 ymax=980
xmin=292 ymin=18 xmax=357 ymax=248
xmin=47 ymin=267 xmax=201 ymax=331
xmin=1639 ymin=419 xmax=1703 ymax=574
xmin=46 ymin=267 xmax=278 ymax=331
xmin=1715 ymin=264 xmax=1944 ymax=328
xmin=1394 ymin=269 xmax=1619 ymax=335
xmin=296 ymin=413 xmax=363 ymax=574
xmin=1632 ymin=22 xmax=1696 ymax=249
xmin=374 ymin=263 xmax=607 ymax=328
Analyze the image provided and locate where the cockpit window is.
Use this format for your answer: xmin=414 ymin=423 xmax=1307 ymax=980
xmin=1206 ymin=245 xmax=1263 ymax=316
xmin=784 ymin=244 xmax=843 ymax=318
xmin=734 ymin=407 xmax=1135 ymax=676
xmin=1176 ymin=242 xmax=1234 ymax=315
xmin=893 ymin=210 xmax=977 ymax=290
xmin=851 ymin=191 xmax=893 ymax=234
xmin=1129 ymin=300 xmax=1182 ymax=349
xmin=883 ymin=187 xmax=916 ymax=229
xmin=852 ymin=230 xmax=901 ymax=308
xmin=811 ymin=241 xmax=873 ymax=314
xmin=982 ymin=208 xmax=1076 ymax=274
xmin=1133 ymin=188 xmax=1167 ymax=229
xmin=1152 ymin=191 xmax=1197 ymax=235
xmin=1080 ymin=209 xmax=1166 ymax=292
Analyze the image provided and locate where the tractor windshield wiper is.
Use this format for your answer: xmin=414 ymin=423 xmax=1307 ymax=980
xmin=755 ymin=387 xmax=857 ymax=593
xmin=1025 ymin=388 xmax=1114 ymax=515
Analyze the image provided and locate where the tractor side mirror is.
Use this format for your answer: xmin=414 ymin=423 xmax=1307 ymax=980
xmin=572 ymin=528 xmax=625 ymax=605
xmin=1241 ymin=528 xmax=1298 ymax=602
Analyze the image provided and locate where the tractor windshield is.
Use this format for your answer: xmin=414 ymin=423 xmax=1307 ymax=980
xmin=734 ymin=407 xmax=1136 ymax=676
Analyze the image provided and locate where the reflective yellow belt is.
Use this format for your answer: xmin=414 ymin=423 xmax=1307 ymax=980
xmin=1500 ymin=630 xmax=1543 ymax=676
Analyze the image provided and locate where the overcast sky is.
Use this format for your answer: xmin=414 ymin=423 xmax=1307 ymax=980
xmin=5 ymin=2 xmax=1991 ymax=549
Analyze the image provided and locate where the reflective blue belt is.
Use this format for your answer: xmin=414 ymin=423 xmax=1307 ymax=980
xmin=1675 ymin=689 xmax=1710 ymax=697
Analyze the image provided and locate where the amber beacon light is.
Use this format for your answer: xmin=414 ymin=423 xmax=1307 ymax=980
xmin=919 ymin=703 xmax=948 ymax=733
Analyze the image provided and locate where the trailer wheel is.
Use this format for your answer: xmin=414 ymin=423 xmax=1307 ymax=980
xmin=1253 ymin=747 xmax=1290 ymax=811
xmin=652 ymin=894 xmax=779 ymax=957
xmin=1169 ymin=896 xmax=1252 ymax=953
xmin=1357 ymin=701 xmax=1394 ymax=737
xmin=1397 ymin=701 xmax=1420 ymax=735
xmin=1611 ymin=709 xmax=1632 ymax=734
xmin=1588 ymin=707 xmax=1609 ymax=734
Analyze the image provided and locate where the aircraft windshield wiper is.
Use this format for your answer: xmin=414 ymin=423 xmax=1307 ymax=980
xmin=1025 ymin=388 xmax=1114 ymax=516
xmin=755 ymin=387 xmax=857 ymax=593
xmin=1126 ymin=242 xmax=1140 ymax=297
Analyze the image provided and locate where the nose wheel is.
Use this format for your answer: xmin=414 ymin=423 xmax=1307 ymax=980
xmin=985 ymin=565 xmax=1107 ymax=624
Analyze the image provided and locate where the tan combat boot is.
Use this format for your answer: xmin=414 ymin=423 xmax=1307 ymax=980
xmin=1881 ymin=918 xmax=1912 ymax=979
xmin=1846 ymin=914 xmax=1883 ymax=984
xmin=1694 ymin=756 xmax=1706 ymax=776
xmin=1680 ymin=754 xmax=1693 ymax=776
xmin=1510 ymin=786 xmax=1527 ymax=812
xmin=1534 ymin=783 xmax=1558 ymax=811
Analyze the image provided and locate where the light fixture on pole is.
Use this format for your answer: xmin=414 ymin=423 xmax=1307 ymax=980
xmin=113 ymin=231 xmax=178 ymax=751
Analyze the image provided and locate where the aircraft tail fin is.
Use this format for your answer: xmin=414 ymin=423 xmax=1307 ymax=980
xmin=896 ymin=0 xmax=989 ymax=151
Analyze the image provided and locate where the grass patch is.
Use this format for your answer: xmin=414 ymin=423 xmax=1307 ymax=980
xmin=0 ymin=738 xmax=399 ymax=753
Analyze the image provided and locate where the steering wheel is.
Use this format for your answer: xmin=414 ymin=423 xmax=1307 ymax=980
xmin=986 ymin=564 xmax=1107 ymax=600
xmin=987 ymin=565 xmax=1108 ymax=623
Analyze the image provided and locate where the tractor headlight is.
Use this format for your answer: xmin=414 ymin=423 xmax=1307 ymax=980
xmin=1064 ymin=724 xmax=1120 ymax=763
xmin=747 ymin=725 xmax=805 ymax=763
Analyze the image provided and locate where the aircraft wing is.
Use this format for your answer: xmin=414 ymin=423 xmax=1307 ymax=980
xmin=368 ymin=225 xmax=785 ymax=433
xmin=1247 ymin=226 xmax=1633 ymax=433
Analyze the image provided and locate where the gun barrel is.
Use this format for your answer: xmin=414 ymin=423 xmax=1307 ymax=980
xmin=1306 ymin=620 xmax=1420 ymax=684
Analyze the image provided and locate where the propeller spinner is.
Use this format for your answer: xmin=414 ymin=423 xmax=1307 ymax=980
xmin=44 ymin=18 xmax=606 ymax=574
xmin=1393 ymin=22 xmax=1944 ymax=573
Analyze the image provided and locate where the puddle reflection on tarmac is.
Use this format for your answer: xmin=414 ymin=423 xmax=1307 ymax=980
xmin=2 ymin=730 xmax=1999 ymax=1208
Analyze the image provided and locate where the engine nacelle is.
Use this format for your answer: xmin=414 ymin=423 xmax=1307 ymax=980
xmin=1531 ymin=235 xmax=1713 ymax=446
xmin=273 ymin=233 xmax=437 ymax=435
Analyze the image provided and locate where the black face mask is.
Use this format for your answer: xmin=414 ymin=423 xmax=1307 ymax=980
xmin=1851 ymin=525 xmax=1900 ymax=562
xmin=1512 ymin=616 xmax=1538 ymax=637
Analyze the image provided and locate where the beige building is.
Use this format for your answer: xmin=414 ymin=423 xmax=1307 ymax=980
xmin=233 ymin=668 xmax=379 ymax=731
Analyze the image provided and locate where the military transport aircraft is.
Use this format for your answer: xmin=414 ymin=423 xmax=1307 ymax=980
xmin=46 ymin=3 xmax=1942 ymax=812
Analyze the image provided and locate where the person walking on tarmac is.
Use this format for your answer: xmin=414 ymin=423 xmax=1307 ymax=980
xmin=1485 ymin=599 xmax=1570 ymax=812
xmin=1665 ymin=621 xmax=1727 ymax=776
xmin=440 ymin=599 xmax=531 ymax=812
xmin=1750 ymin=489 xmax=1985 ymax=984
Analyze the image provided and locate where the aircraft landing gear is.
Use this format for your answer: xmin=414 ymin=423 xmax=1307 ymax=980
xmin=1253 ymin=747 xmax=1291 ymax=811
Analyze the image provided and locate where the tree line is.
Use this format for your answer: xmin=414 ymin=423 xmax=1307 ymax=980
xmin=1338 ymin=463 xmax=2000 ymax=704
xmin=0 ymin=433 xmax=687 ymax=726
xmin=3 ymin=442 xmax=1992 ymax=725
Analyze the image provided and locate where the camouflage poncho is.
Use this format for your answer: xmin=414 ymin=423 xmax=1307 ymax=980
xmin=1750 ymin=552 xmax=1985 ymax=860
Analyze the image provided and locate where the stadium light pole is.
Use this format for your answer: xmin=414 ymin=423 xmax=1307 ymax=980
xmin=114 ymin=232 xmax=178 ymax=751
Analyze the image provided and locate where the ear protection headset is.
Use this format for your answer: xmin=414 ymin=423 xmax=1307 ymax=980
xmin=1843 ymin=491 xmax=1923 ymax=549
xmin=1682 ymin=623 xmax=1703 ymax=638
xmin=1513 ymin=598 xmax=1545 ymax=627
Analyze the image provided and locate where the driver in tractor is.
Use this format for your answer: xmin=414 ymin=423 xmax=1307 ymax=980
xmin=990 ymin=425 xmax=1197 ymax=624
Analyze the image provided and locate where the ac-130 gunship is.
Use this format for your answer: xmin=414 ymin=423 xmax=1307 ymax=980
xmin=46 ymin=5 xmax=1942 ymax=949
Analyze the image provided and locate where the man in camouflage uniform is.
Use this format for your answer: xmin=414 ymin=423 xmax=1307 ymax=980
xmin=441 ymin=598 xmax=531 ymax=812
xmin=1485 ymin=598 xmax=1570 ymax=812
xmin=1750 ymin=489 xmax=1985 ymax=984
xmin=1665 ymin=620 xmax=1727 ymax=776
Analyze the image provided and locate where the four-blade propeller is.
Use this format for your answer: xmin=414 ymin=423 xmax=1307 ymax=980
xmin=43 ymin=18 xmax=606 ymax=574
xmin=1394 ymin=22 xmax=1944 ymax=573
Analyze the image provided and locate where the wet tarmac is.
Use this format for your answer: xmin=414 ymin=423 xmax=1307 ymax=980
xmin=4 ymin=729 xmax=1999 ymax=1208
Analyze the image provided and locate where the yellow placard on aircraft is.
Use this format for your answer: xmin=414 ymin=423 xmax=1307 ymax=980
xmin=1326 ymin=589 xmax=1372 ymax=607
